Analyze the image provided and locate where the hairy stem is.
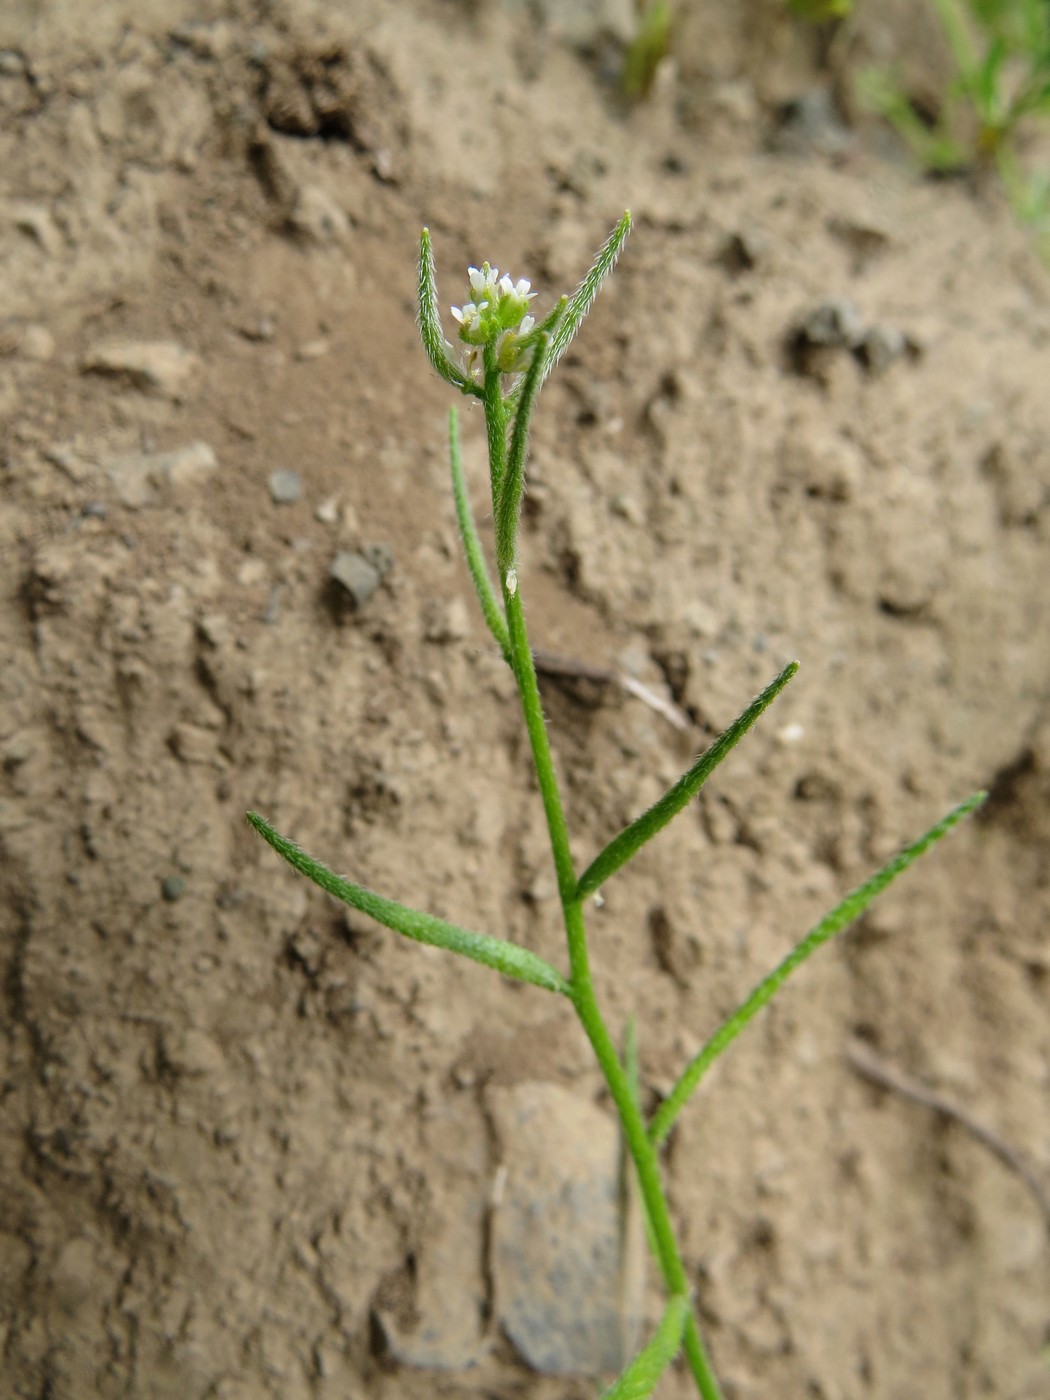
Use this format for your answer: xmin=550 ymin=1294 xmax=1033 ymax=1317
xmin=496 ymin=536 xmax=722 ymax=1399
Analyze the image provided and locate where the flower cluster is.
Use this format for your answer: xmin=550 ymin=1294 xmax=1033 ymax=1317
xmin=451 ymin=263 xmax=537 ymax=375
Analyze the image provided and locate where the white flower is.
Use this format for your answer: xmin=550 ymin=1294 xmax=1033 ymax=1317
xmin=499 ymin=274 xmax=532 ymax=301
xmin=469 ymin=264 xmax=501 ymax=299
xmin=450 ymin=260 xmax=538 ymax=362
xmin=450 ymin=301 xmax=485 ymax=336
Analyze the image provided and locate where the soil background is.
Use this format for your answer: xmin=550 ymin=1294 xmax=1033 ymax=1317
xmin=1 ymin=2 xmax=1049 ymax=1398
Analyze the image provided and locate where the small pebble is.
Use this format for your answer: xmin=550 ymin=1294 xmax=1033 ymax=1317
xmin=161 ymin=875 xmax=186 ymax=902
xmin=859 ymin=323 xmax=907 ymax=374
xmin=315 ymin=495 xmax=339 ymax=524
xmin=268 ymin=469 xmax=302 ymax=504
xmin=294 ymin=338 xmax=329 ymax=361
xmin=330 ymin=550 xmax=381 ymax=609
xmin=798 ymin=298 xmax=865 ymax=350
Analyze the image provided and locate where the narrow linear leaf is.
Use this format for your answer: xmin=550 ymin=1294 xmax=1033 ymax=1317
xmin=543 ymin=211 xmax=632 ymax=384
xmin=495 ymin=329 xmax=550 ymax=573
xmin=576 ymin=660 xmax=799 ymax=901
xmin=600 ymin=1293 xmax=689 ymax=1400
xmin=418 ymin=228 xmax=478 ymax=397
xmin=930 ymin=0 xmax=979 ymax=77
xmin=448 ymin=407 xmax=511 ymax=663
xmin=649 ymin=791 xmax=987 ymax=1146
xmin=247 ymin=812 xmax=571 ymax=997
xmin=622 ymin=2 xmax=672 ymax=101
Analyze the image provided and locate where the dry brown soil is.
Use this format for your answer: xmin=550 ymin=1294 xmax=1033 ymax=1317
xmin=1 ymin=2 xmax=1049 ymax=1398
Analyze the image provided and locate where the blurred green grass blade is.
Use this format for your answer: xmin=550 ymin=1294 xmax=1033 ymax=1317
xmin=247 ymin=812 xmax=571 ymax=996
xmin=623 ymin=2 xmax=672 ymax=101
xmin=576 ymin=660 xmax=798 ymax=901
xmin=418 ymin=228 xmax=477 ymax=397
xmin=449 ymin=407 xmax=511 ymax=663
xmin=649 ymin=792 xmax=987 ymax=1146
xmin=600 ymin=1293 xmax=689 ymax=1400
xmin=788 ymin=0 xmax=853 ymax=19
xmin=543 ymin=212 xmax=632 ymax=385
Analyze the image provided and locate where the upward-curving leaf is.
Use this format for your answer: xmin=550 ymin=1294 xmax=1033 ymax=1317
xmin=648 ymin=790 xmax=987 ymax=1146
xmin=418 ymin=228 xmax=479 ymax=397
xmin=576 ymin=660 xmax=799 ymax=901
xmin=600 ymin=1293 xmax=689 ymax=1400
xmin=247 ymin=812 xmax=571 ymax=996
xmin=543 ymin=211 xmax=632 ymax=384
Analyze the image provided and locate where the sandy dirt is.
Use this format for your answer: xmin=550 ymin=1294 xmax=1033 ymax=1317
xmin=1 ymin=2 xmax=1048 ymax=1397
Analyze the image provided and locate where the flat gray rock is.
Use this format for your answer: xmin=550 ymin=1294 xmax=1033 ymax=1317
xmin=488 ymin=1081 xmax=643 ymax=1377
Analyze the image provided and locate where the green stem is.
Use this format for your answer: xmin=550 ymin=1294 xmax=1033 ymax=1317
xmin=483 ymin=365 xmax=722 ymax=1399
xmin=500 ymin=571 xmax=721 ymax=1400
xmin=503 ymin=586 xmax=578 ymax=911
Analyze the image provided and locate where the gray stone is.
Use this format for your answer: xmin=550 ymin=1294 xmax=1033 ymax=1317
xmin=330 ymin=550 xmax=382 ymax=609
xmin=797 ymin=298 xmax=865 ymax=350
xmin=268 ymin=468 xmax=303 ymax=504
xmin=161 ymin=874 xmax=186 ymax=902
xmin=488 ymin=1082 xmax=643 ymax=1376
xmin=860 ymin=322 xmax=907 ymax=374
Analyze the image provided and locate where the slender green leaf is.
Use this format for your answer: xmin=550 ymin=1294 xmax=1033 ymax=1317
xmin=969 ymin=37 xmax=1007 ymax=124
xmin=543 ymin=212 xmax=632 ymax=384
xmin=448 ymin=407 xmax=511 ymax=664
xmin=931 ymin=0 xmax=980 ymax=77
xmin=623 ymin=2 xmax=672 ymax=100
xmin=789 ymin=0 xmax=853 ymax=19
xmin=247 ymin=812 xmax=571 ymax=996
xmin=576 ymin=661 xmax=799 ymax=901
xmin=648 ymin=791 xmax=987 ymax=1146
xmin=600 ymin=1294 xmax=689 ymax=1400
xmin=418 ymin=228 xmax=478 ymax=397
xmin=495 ymin=330 xmax=549 ymax=573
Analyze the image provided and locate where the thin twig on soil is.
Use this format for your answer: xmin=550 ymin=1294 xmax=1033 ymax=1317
xmin=533 ymin=648 xmax=691 ymax=731
xmin=845 ymin=1037 xmax=1050 ymax=1233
